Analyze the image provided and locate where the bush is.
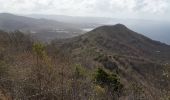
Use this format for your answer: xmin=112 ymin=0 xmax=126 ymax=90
xmin=94 ymin=68 xmax=123 ymax=94
xmin=0 ymin=61 xmax=8 ymax=78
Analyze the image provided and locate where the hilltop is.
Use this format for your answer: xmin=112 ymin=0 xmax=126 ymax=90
xmin=54 ymin=24 xmax=170 ymax=62
xmin=51 ymin=24 xmax=170 ymax=99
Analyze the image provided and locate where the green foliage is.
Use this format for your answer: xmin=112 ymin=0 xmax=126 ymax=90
xmin=94 ymin=68 xmax=109 ymax=85
xmin=94 ymin=53 xmax=108 ymax=62
xmin=94 ymin=68 xmax=123 ymax=93
xmin=0 ymin=61 xmax=8 ymax=78
xmin=74 ymin=64 xmax=87 ymax=79
xmin=33 ymin=42 xmax=46 ymax=58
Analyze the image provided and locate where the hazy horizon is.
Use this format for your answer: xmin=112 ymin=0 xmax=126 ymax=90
xmin=0 ymin=0 xmax=170 ymax=21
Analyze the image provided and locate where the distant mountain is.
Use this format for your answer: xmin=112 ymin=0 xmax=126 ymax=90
xmin=51 ymin=24 xmax=170 ymax=99
xmin=28 ymin=14 xmax=106 ymax=25
xmin=29 ymin=14 xmax=170 ymax=44
xmin=106 ymin=19 xmax=170 ymax=45
xmin=54 ymin=24 xmax=170 ymax=62
xmin=0 ymin=13 xmax=82 ymax=41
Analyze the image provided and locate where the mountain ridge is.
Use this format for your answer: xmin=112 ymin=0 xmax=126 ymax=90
xmin=55 ymin=24 xmax=170 ymax=62
xmin=50 ymin=24 xmax=170 ymax=99
xmin=0 ymin=13 xmax=82 ymax=41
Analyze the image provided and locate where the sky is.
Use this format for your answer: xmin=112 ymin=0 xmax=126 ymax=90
xmin=0 ymin=0 xmax=170 ymax=21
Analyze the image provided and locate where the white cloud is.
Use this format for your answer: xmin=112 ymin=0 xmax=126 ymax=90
xmin=135 ymin=0 xmax=168 ymax=13
xmin=0 ymin=0 xmax=169 ymax=20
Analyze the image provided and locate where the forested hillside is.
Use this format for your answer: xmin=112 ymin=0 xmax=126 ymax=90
xmin=0 ymin=24 xmax=170 ymax=100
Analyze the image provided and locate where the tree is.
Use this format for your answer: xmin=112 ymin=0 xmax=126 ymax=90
xmin=33 ymin=42 xmax=46 ymax=59
xmin=0 ymin=61 xmax=8 ymax=78
xmin=94 ymin=68 xmax=123 ymax=99
xmin=71 ymin=64 xmax=86 ymax=100
xmin=28 ymin=42 xmax=58 ymax=100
